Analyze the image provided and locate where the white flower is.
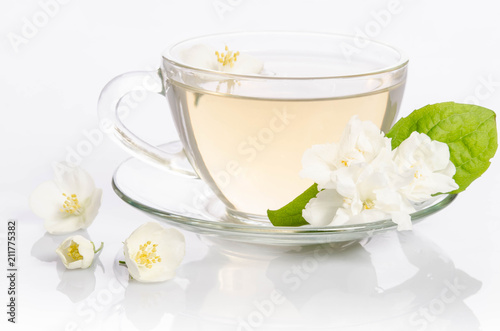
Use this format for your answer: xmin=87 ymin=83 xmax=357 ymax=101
xmin=179 ymin=44 xmax=263 ymax=75
xmin=303 ymin=160 xmax=415 ymax=231
xmin=302 ymin=189 xmax=344 ymax=227
xmin=299 ymin=142 xmax=339 ymax=189
xmin=300 ymin=116 xmax=392 ymax=189
xmin=56 ymin=235 xmax=98 ymax=269
xmin=393 ymin=132 xmax=459 ymax=202
xmin=123 ymin=222 xmax=185 ymax=283
xmin=300 ymin=119 xmax=459 ymax=231
xmin=29 ymin=162 xmax=102 ymax=234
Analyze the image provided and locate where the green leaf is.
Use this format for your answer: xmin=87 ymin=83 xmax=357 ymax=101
xmin=387 ymin=102 xmax=497 ymax=193
xmin=267 ymin=184 xmax=319 ymax=227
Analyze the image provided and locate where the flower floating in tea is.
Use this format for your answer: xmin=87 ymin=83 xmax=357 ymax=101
xmin=180 ymin=44 xmax=263 ymax=75
xmin=215 ymin=45 xmax=240 ymax=68
xmin=268 ymin=102 xmax=497 ymax=230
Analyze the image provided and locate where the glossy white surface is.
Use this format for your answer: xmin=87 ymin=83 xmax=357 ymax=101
xmin=1 ymin=0 xmax=500 ymax=330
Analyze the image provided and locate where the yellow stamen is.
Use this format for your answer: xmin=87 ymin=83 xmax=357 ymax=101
xmin=134 ymin=241 xmax=161 ymax=269
xmin=215 ymin=45 xmax=240 ymax=68
xmin=342 ymin=197 xmax=352 ymax=209
xmin=341 ymin=160 xmax=349 ymax=167
xmin=68 ymin=241 xmax=83 ymax=261
xmin=363 ymin=200 xmax=375 ymax=210
xmin=60 ymin=193 xmax=82 ymax=214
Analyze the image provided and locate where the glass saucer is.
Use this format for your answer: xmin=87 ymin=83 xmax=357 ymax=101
xmin=112 ymin=152 xmax=457 ymax=246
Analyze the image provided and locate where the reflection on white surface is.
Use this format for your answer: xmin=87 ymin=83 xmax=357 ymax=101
xmin=56 ymin=259 xmax=99 ymax=303
xmin=92 ymin=231 xmax=482 ymax=331
xmin=31 ymin=231 xmax=72 ymax=262
xmin=123 ymin=281 xmax=185 ymax=331
xmin=106 ymin=246 xmax=188 ymax=331
xmin=31 ymin=230 xmax=103 ymax=303
xmin=264 ymin=232 xmax=481 ymax=330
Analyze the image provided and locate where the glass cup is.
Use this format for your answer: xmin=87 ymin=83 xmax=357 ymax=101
xmin=98 ymin=32 xmax=408 ymax=222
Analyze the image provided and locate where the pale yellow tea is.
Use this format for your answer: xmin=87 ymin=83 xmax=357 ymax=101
xmin=171 ymin=83 xmax=405 ymax=217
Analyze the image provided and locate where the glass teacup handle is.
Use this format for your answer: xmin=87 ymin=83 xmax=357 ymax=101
xmin=97 ymin=69 xmax=198 ymax=178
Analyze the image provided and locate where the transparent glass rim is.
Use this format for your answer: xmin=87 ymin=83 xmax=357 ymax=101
xmin=162 ymin=31 xmax=409 ymax=81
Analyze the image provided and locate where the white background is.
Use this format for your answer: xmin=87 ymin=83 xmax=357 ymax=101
xmin=1 ymin=0 xmax=500 ymax=330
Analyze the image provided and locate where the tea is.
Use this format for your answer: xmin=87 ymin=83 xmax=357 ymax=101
xmin=171 ymin=83 xmax=405 ymax=216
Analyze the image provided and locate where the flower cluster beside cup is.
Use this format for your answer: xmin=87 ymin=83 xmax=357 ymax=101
xmin=30 ymin=163 xmax=185 ymax=282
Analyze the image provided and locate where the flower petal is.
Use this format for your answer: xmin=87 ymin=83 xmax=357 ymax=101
xmin=330 ymin=207 xmax=352 ymax=226
xmin=338 ymin=115 xmax=362 ymax=154
xmin=302 ymin=189 xmax=344 ymax=226
xmin=349 ymin=209 xmax=387 ymax=224
xmin=300 ymin=143 xmax=338 ymax=189
xmin=393 ymin=132 xmax=458 ymax=202
xmin=391 ymin=212 xmax=413 ymax=231
xmin=439 ymin=160 xmax=457 ymax=178
xmin=338 ymin=116 xmax=388 ymax=164
xmin=148 ymin=228 xmax=185 ymax=282
xmin=334 ymin=164 xmax=364 ymax=198
xmin=179 ymin=44 xmax=218 ymax=71
xmin=421 ymin=173 xmax=459 ymax=195
xmin=123 ymin=250 xmax=142 ymax=281
xmin=375 ymin=188 xmax=415 ymax=214
xmin=30 ymin=181 xmax=65 ymax=222
xmin=44 ymin=214 xmax=86 ymax=235
xmin=223 ymin=53 xmax=263 ymax=75
xmin=55 ymin=239 xmax=71 ymax=267
xmin=427 ymin=139 xmax=452 ymax=171
xmin=81 ymin=189 xmax=102 ymax=229
xmin=42 ymin=188 xmax=101 ymax=234
xmin=71 ymin=235 xmax=95 ymax=269
xmin=53 ymin=162 xmax=96 ymax=199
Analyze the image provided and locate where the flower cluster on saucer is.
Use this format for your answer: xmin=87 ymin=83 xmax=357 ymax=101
xmin=300 ymin=116 xmax=459 ymax=230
